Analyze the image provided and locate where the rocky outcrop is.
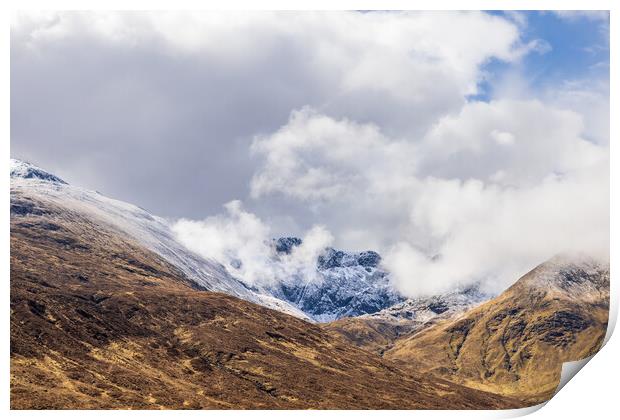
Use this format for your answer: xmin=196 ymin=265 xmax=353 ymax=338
xmin=265 ymin=240 xmax=402 ymax=321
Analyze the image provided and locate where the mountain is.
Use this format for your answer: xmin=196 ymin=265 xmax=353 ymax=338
xmin=364 ymin=283 xmax=490 ymax=323
xmin=10 ymin=166 xmax=523 ymax=409
xmin=11 ymin=159 xmax=406 ymax=323
xmin=255 ymin=237 xmax=403 ymax=322
xmin=10 ymin=159 xmax=608 ymax=409
xmin=382 ymin=255 xmax=610 ymax=404
xmin=324 ymin=285 xmax=490 ymax=355
xmin=10 ymin=159 xmax=307 ymax=319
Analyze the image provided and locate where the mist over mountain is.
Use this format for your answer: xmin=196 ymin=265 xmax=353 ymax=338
xmin=11 ymin=160 xmax=408 ymax=322
xmin=12 ymin=11 xmax=609 ymax=300
xmin=9 ymin=10 xmax=610 ymax=410
xmin=10 ymin=159 xmax=309 ymax=319
xmin=257 ymin=238 xmax=403 ymax=322
xmin=10 ymin=158 xmax=610 ymax=409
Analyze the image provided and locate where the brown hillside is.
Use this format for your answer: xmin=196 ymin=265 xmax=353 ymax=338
xmin=324 ymin=317 xmax=420 ymax=356
xmin=384 ymin=257 xmax=609 ymax=404
xmin=10 ymin=192 xmax=523 ymax=409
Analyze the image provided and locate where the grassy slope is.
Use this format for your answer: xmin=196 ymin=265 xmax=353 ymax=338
xmin=384 ymin=261 xmax=609 ymax=404
xmin=10 ymin=190 xmax=521 ymax=409
xmin=323 ymin=317 xmax=421 ymax=356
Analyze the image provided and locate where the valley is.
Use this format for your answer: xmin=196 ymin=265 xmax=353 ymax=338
xmin=10 ymin=160 xmax=610 ymax=409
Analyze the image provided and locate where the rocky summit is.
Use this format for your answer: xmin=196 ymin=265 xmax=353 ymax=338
xmin=10 ymin=161 xmax=522 ymax=409
xmin=10 ymin=159 xmax=610 ymax=409
xmin=261 ymin=238 xmax=404 ymax=322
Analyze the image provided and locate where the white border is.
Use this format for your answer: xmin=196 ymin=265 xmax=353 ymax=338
xmin=2 ymin=1 xmax=617 ymax=419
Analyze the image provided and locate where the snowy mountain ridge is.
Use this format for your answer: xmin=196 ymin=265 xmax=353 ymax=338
xmin=249 ymin=237 xmax=404 ymax=322
xmin=515 ymin=254 xmax=610 ymax=304
xmin=11 ymin=159 xmax=67 ymax=184
xmin=10 ymin=159 xmax=309 ymax=319
xmin=361 ymin=284 xmax=490 ymax=324
xmin=10 ymin=159 xmax=495 ymax=324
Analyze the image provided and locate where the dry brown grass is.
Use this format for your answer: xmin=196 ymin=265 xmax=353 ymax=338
xmin=10 ymin=191 xmax=523 ymax=409
xmin=383 ymin=263 xmax=609 ymax=404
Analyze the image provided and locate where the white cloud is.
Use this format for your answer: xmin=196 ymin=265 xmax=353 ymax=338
xmin=491 ymin=130 xmax=515 ymax=146
xmin=252 ymin=98 xmax=606 ymax=199
xmin=388 ymin=162 xmax=609 ymax=297
xmin=249 ymin=98 xmax=609 ymax=296
xmin=12 ymin=11 xmax=539 ymax=220
xmin=250 ymin=107 xmax=417 ymax=202
xmin=418 ymin=99 xmax=607 ymax=187
xmin=172 ymin=200 xmax=269 ymax=268
xmin=172 ymin=200 xmax=334 ymax=287
xmin=12 ymin=10 xmax=529 ymax=139
xmin=544 ymin=79 xmax=610 ymax=147
xmin=13 ymin=11 xmax=609 ymax=299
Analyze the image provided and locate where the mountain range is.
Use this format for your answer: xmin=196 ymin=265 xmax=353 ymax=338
xmin=10 ymin=159 xmax=610 ymax=409
xmin=255 ymin=237 xmax=404 ymax=322
xmin=10 ymin=159 xmax=309 ymax=319
xmin=384 ymin=255 xmax=610 ymax=404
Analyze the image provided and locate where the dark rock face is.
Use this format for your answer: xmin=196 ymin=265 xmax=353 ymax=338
xmin=533 ymin=311 xmax=591 ymax=348
xmin=357 ymin=251 xmax=381 ymax=268
xmin=16 ymin=222 xmax=61 ymax=231
xmin=10 ymin=197 xmax=50 ymax=216
xmin=447 ymin=319 xmax=475 ymax=358
xmin=555 ymin=266 xmax=610 ymax=291
xmin=267 ymin=238 xmax=403 ymax=322
xmin=317 ymin=249 xmax=347 ymax=270
xmin=274 ymin=238 xmax=381 ymax=269
xmin=274 ymin=237 xmax=303 ymax=254
xmin=427 ymin=302 xmax=449 ymax=315
xmin=317 ymin=248 xmax=381 ymax=270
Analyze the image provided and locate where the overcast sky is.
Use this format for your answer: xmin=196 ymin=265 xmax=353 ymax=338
xmin=11 ymin=11 xmax=610 ymax=296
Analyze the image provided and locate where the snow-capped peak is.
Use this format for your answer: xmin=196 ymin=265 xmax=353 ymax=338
xmin=10 ymin=159 xmax=309 ymax=320
xmin=10 ymin=159 xmax=67 ymax=184
xmin=515 ymin=253 xmax=610 ymax=302
xmin=260 ymin=237 xmax=403 ymax=322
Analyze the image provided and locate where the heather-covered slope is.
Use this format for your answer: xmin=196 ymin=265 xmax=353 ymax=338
xmin=10 ymin=190 xmax=522 ymax=409
xmin=11 ymin=159 xmax=607 ymax=409
xmin=10 ymin=159 xmax=307 ymax=319
xmin=11 ymin=160 xmax=405 ymax=322
xmin=384 ymin=256 xmax=610 ymax=404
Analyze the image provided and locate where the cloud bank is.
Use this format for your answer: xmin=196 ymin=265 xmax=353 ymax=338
xmin=247 ymin=100 xmax=608 ymax=295
xmin=172 ymin=200 xmax=333 ymax=287
xmin=11 ymin=11 xmax=529 ymax=218
xmin=12 ymin=11 xmax=609 ymax=297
